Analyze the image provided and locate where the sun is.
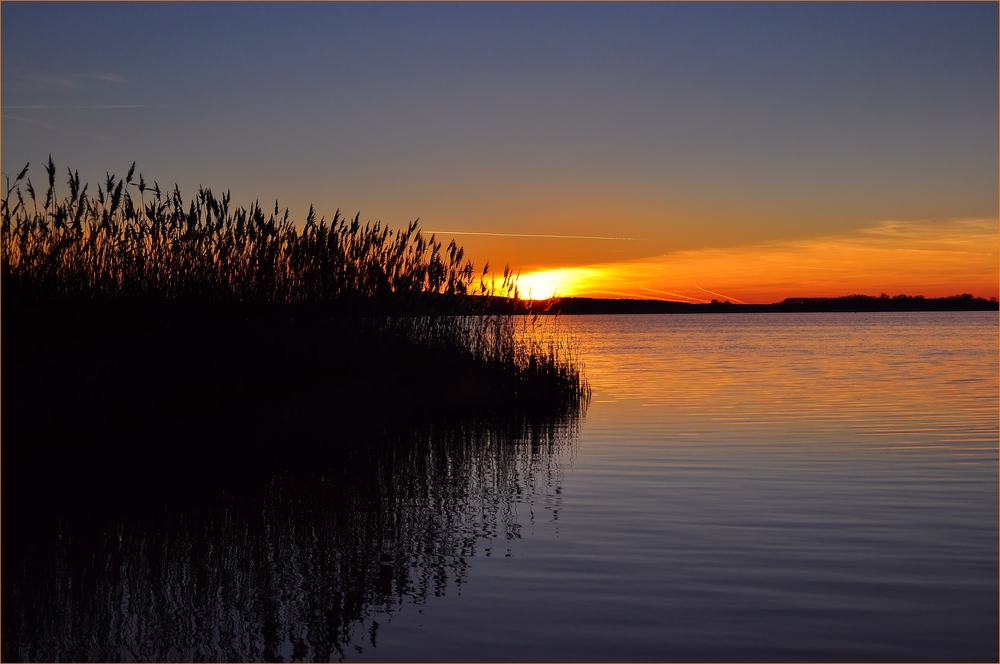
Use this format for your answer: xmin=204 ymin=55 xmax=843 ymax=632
xmin=512 ymin=266 xmax=607 ymax=299
xmin=517 ymin=270 xmax=566 ymax=300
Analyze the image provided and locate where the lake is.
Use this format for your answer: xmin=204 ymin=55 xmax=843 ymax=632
xmin=3 ymin=312 xmax=997 ymax=661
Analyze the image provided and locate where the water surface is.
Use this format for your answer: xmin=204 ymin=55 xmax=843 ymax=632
xmin=4 ymin=312 xmax=997 ymax=661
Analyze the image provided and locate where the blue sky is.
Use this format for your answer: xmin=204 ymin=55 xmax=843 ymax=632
xmin=3 ymin=2 xmax=996 ymax=292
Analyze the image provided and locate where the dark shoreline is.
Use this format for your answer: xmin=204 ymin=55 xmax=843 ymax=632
xmin=1 ymin=300 xmax=589 ymax=501
xmin=513 ymin=293 xmax=999 ymax=315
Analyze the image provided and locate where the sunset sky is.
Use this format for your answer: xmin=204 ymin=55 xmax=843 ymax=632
xmin=3 ymin=2 xmax=997 ymax=302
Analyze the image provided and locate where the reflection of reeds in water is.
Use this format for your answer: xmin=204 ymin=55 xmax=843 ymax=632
xmin=2 ymin=418 xmax=577 ymax=661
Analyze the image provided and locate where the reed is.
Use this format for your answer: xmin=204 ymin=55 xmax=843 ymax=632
xmin=0 ymin=158 xmax=516 ymax=307
xmin=1 ymin=160 xmax=588 ymax=456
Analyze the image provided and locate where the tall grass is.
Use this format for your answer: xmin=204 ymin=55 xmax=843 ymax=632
xmin=1 ymin=158 xmax=519 ymax=307
xmin=1 ymin=160 xmax=588 ymax=447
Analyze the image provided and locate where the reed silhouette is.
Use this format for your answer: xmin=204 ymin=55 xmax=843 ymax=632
xmin=1 ymin=160 xmax=589 ymax=660
xmin=1 ymin=159 xmax=589 ymax=464
xmin=1 ymin=158 xmax=487 ymax=307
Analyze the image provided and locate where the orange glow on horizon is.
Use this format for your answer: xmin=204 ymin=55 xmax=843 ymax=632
xmin=513 ymin=218 xmax=998 ymax=303
xmin=516 ymin=270 xmax=564 ymax=300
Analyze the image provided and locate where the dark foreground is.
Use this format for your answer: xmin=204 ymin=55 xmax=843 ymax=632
xmin=4 ymin=312 xmax=996 ymax=662
xmin=1 ymin=161 xmax=593 ymax=660
xmin=2 ymin=300 xmax=586 ymax=661
xmin=4 ymin=395 xmax=579 ymax=662
xmin=3 ymin=300 xmax=583 ymax=460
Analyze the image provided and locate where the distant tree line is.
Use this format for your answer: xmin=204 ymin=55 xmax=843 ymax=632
xmin=517 ymin=293 xmax=998 ymax=315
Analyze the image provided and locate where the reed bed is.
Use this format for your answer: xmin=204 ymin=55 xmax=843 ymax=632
xmin=367 ymin=313 xmax=586 ymax=400
xmin=1 ymin=160 xmax=588 ymax=457
xmin=1 ymin=158 xmax=500 ymax=307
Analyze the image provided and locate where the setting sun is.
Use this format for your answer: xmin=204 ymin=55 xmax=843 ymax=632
xmin=516 ymin=270 xmax=564 ymax=300
xmin=3 ymin=3 xmax=996 ymax=661
xmin=515 ymin=266 xmax=612 ymax=300
xmin=509 ymin=218 xmax=998 ymax=303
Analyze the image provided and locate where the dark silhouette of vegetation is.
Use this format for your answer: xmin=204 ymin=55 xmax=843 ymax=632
xmin=1 ymin=160 xmax=589 ymax=464
xmin=772 ymin=292 xmax=998 ymax=311
xmin=1 ymin=157 xmax=513 ymax=308
xmin=2 ymin=160 xmax=589 ymax=660
xmin=520 ymin=293 xmax=999 ymax=315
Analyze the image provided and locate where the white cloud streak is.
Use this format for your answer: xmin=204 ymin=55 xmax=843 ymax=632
xmin=5 ymin=105 xmax=162 ymax=109
xmin=425 ymin=230 xmax=643 ymax=241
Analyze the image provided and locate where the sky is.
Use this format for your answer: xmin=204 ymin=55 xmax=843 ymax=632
xmin=3 ymin=2 xmax=997 ymax=302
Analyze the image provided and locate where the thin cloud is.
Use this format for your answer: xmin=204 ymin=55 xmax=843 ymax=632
xmin=695 ymin=286 xmax=746 ymax=304
xmin=5 ymin=105 xmax=162 ymax=109
xmin=517 ymin=218 xmax=998 ymax=302
xmin=12 ymin=71 xmax=129 ymax=91
xmin=593 ymin=290 xmax=663 ymax=300
xmin=22 ymin=73 xmax=79 ymax=91
xmin=3 ymin=114 xmax=117 ymax=142
xmin=426 ymin=230 xmax=643 ymax=241
xmin=640 ymin=287 xmax=710 ymax=303
xmin=86 ymin=73 xmax=129 ymax=83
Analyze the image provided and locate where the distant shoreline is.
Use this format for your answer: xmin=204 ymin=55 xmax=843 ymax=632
xmin=516 ymin=294 xmax=999 ymax=315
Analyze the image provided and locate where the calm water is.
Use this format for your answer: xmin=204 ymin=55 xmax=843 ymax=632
xmin=4 ymin=312 xmax=997 ymax=661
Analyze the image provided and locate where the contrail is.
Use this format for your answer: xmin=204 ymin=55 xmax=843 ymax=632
xmin=640 ymin=287 xmax=710 ymax=303
xmin=695 ymin=285 xmax=746 ymax=304
xmin=5 ymin=105 xmax=162 ymax=109
xmin=425 ymin=230 xmax=642 ymax=241
xmin=594 ymin=290 xmax=664 ymax=300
